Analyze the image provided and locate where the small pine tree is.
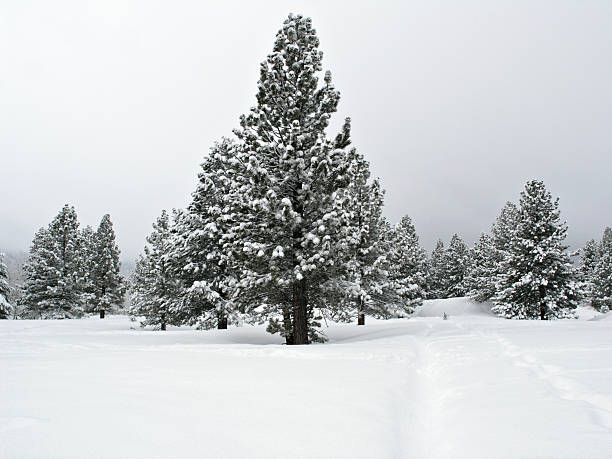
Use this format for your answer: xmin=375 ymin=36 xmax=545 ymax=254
xmin=464 ymin=233 xmax=498 ymax=302
xmin=427 ymin=239 xmax=449 ymax=299
xmin=130 ymin=210 xmax=183 ymax=330
xmin=21 ymin=205 xmax=84 ymax=318
xmin=491 ymin=202 xmax=519 ymax=252
xmin=79 ymin=225 xmax=98 ymax=313
xmin=92 ymin=214 xmax=124 ymax=315
xmin=387 ymin=215 xmax=427 ymax=312
xmin=493 ymin=180 xmax=580 ymax=319
xmin=339 ymin=148 xmax=395 ymax=325
xmin=0 ymin=253 xmax=11 ymax=319
xmin=592 ymin=228 xmax=612 ymax=312
xmin=169 ymin=139 xmax=241 ymax=330
xmin=579 ymin=239 xmax=600 ymax=300
xmin=446 ymin=234 xmax=469 ymax=297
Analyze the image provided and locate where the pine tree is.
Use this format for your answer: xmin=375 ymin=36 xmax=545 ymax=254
xmin=169 ymin=139 xmax=242 ymax=330
xmin=338 ymin=148 xmax=395 ymax=325
xmin=0 ymin=253 xmax=10 ymax=319
xmin=491 ymin=202 xmax=519 ymax=252
xmin=130 ymin=210 xmax=183 ymax=330
xmin=92 ymin=214 xmax=124 ymax=316
xmin=427 ymin=240 xmax=449 ymax=299
xmin=592 ymin=228 xmax=612 ymax=312
xmin=446 ymin=233 xmax=469 ymax=297
xmin=387 ymin=215 xmax=427 ymax=311
xmin=79 ymin=225 xmax=98 ymax=313
xmin=493 ymin=180 xmax=580 ymax=319
xmin=222 ymin=14 xmax=354 ymax=344
xmin=464 ymin=233 xmax=497 ymax=302
xmin=579 ymin=239 xmax=600 ymax=299
xmin=21 ymin=205 xmax=84 ymax=318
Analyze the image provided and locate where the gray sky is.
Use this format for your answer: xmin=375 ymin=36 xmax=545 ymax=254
xmin=1 ymin=0 xmax=611 ymax=261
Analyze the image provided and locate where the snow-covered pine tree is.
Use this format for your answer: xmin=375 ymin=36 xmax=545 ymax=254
xmin=387 ymin=215 xmax=427 ymax=312
xmin=21 ymin=205 xmax=84 ymax=318
xmin=491 ymin=202 xmax=519 ymax=253
xmin=427 ymin=239 xmax=449 ymax=299
xmin=464 ymin=233 xmax=497 ymax=302
xmin=493 ymin=180 xmax=581 ymax=319
xmin=224 ymin=14 xmax=354 ymax=344
xmin=169 ymin=139 xmax=243 ymax=330
xmin=92 ymin=214 xmax=124 ymax=317
xmin=79 ymin=225 xmax=98 ymax=313
xmin=338 ymin=148 xmax=396 ymax=325
xmin=579 ymin=239 xmax=600 ymax=300
xmin=446 ymin=233 xmax=469 ymax=297
xmin=130 ymin=210 xmax=183 ymax=330
xmin=592 ymin=228 xmax=612 ymax=312
xmin=0 ymin=253 xmax=10 ymax=319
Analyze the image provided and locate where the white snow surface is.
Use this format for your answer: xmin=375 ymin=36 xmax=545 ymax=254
xmin=2 ymin=298 xmax=612 ymax=458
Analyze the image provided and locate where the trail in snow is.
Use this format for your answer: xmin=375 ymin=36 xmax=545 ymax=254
xmin=1 ymin=299 xmax=612 ymax=458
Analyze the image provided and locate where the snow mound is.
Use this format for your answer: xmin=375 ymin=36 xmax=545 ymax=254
xmin=412 ymin=297 xmax=493 ymax=318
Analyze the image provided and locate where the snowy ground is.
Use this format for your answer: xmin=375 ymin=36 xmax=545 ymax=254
xmin=2 ymin=299 xmax=612 ymax=459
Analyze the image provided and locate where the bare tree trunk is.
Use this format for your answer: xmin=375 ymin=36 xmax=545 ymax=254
xmin=161 ymin=322 xmax=166 ymax=331
xmin=283 ymin=307 xmax=294 ymax=345
xmin=539 ymin=286 xmax=548 ymax=320
xmin=99 ymin=309 xmax=105 ymax=319
xmin=358 ymin=312 xmax=365 ymax=326
xmin=292 ymin=279 xmax=309 ymax=345
xmin=217 ymin=315 xmax=228 ymax=329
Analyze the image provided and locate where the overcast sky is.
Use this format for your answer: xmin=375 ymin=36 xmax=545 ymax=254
xmin=1 ymin=0 xmax=611 ymax=261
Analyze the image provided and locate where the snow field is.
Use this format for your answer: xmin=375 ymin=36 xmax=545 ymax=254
xmin=2 ymin=298 xmax=612 ymax=458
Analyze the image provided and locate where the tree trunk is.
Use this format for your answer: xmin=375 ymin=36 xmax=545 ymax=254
xmin=357 ymin=312 xmax=365 ymax=326
xmin=292 ymin=280 xmax=309 ymax=345
xmin=99 ymin=309 xmax=105 ymax=319
xmin=161 ymin=322 xmax=166 ymax=331
xmin=283 ymin=307 xmax=294 ymax=345
xmin=539 ymin=286 xmax=548 ymax=320
xmin=217 ymin=315 xmax=228 ymax=329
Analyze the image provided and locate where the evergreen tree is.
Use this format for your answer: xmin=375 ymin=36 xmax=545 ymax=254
xmin=592 ymin=228 xmax=612 ymax=312
xmin=446 ymin=233 xmax=469 ymax=297
xmin=387 ymin=215 xmax=427 ymax=311
xmin=92 ymin=214 xmax=124 ymax=316
xmin=464 ymin=233 xmax=497 ymax=302
xmin=579 ymin=239 xmax=600 ymax=299
xmin=169 ymin=140 xmax=242 ymax=330
xmin=21 ymin=205 xmax=84 ymax=318
xmin=79 ymin=225 xmax=98 ymax=313
xmin=339 ymin=149 xmax=395 ymax=325
xmin=0 ymin=253 xmax=10 ymax=319
xmin=491 ymin=202 xmax=519 ymax=252
xmin=221 ymin=14 xmax=354 ymax=344
xmin=427 ymin=240 xmax=449 ymax=299
xmin=130 ymin=210 xmax=183 ymax=330
xmin=493 ymin=180 xmax=580 ymax=319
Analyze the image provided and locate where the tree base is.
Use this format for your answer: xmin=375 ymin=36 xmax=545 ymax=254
xmin=99 ymin=310 xmax=105 ymax=319
xmin=217 ymin=316 xmax=228 ymax=329
xmin=357 ymin=314 xmax=365 ymax=326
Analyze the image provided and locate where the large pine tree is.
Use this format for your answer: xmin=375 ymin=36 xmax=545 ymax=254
xmin=221 ymin=14 xmax=355 ymax=344
xmin=0 ymin=253 xmax=10 ymax=319
xmin=493 ymin=180 xmax=580 ymax=319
